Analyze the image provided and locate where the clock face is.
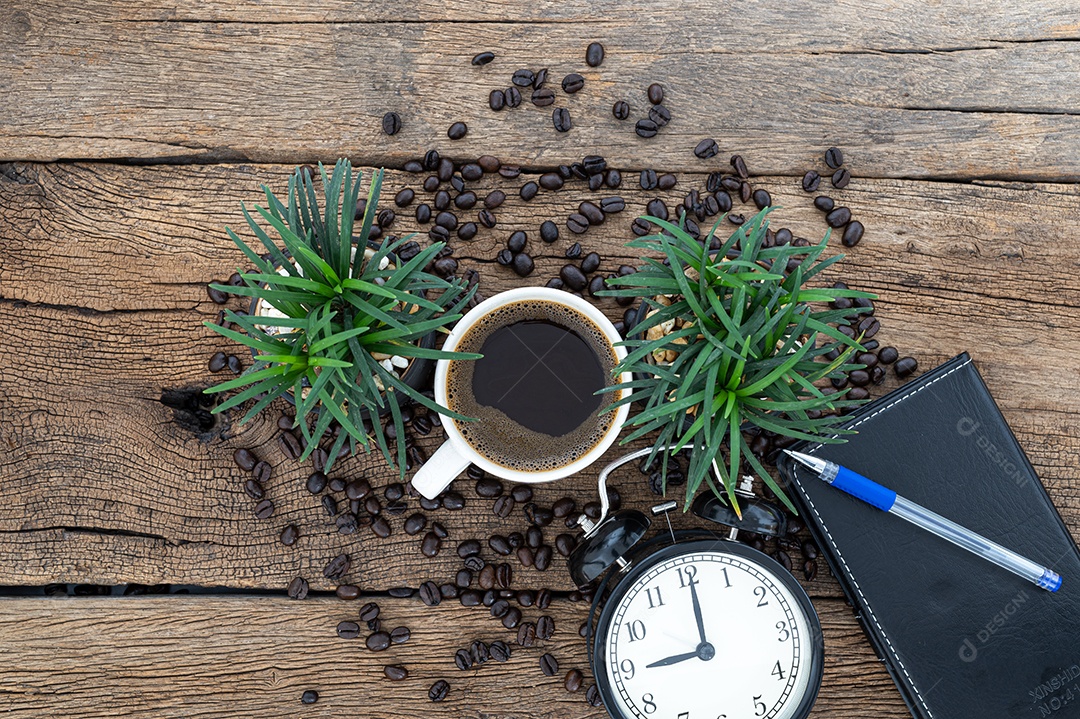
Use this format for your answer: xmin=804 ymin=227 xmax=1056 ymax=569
xmin=599 ymin=543 xmax=820 ymax=719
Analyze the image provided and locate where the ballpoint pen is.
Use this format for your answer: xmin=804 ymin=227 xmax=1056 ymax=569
xmin=783 ymin=450 xmax=1063 ymax=593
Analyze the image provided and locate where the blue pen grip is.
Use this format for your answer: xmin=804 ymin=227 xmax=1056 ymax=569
xmin=832 ymin=466 xmax=897 ymax=512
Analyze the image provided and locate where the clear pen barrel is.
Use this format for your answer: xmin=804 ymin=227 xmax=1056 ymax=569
xmin=890 ymin=496 xmax=1061 ymax=591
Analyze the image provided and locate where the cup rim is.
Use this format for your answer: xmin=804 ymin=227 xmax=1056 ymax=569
xmin=434 ymin=287 xmax=631 ymax=483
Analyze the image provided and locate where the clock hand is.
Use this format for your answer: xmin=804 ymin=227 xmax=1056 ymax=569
xmin=689 ymin=577 xmax=707 ymax=645
xmin=645 ymin=650 xmax=699 ymax=668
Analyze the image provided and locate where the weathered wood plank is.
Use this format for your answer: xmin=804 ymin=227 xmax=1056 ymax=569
xmin=1 ymin=161 xmax=1078 ymax=590
xmin=2 ymin=16 xmax=1080 ymax=177
xmin=5 ymin=0 xmax=1079 ymax=43
xmin=4 ymin=163 xmax=1079 ymax=312
xmin=0 ymin=594 xmax=908 ymax=718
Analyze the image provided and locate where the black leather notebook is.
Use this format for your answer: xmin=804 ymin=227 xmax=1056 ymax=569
xmin=776 ymin=353 xmax=1080 ymax=719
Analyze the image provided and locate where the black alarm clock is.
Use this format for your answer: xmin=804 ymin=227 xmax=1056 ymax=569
xmin=568 ymin=448 xmax=824 ymax=719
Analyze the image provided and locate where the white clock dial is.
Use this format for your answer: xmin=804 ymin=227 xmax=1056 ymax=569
xmin=603 ymin=550 xmax=814 ymax=719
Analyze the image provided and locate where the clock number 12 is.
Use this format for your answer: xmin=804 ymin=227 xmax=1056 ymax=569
xmin=677 ymin=565 xmax=698 ymax=588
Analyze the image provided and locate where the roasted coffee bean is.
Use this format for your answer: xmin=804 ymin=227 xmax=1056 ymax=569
xmin=857 ymin=316 xmax=880 ymax=338
xmin=413 ymin=201 xmax=433 ymax=224
xmin=532 ymin=67 xmax=548 ymax=88
xmin=504 ymin=86 xmax=522 ymax=108
xmin=383 ymin=664 xmax=408 ymax=681
xmin=404 ymin=160 xmax=424 ymax=174
xmin=475 ymin=476 xmax=503 ymax=498
xmin=498 ymin=164 xmax=521 ymax=178
xmin=337 ymin=620 xmax=361 ymax=639
xmin=738 ymin=181 xmax=752 ymax=204
xmin=476 ymin=155 xmax=500 ymax=173
xmin=645 ymin=82 xmax=665 ymax=105
xmin=856 ymin=351 xmax=879 ymax=369
xmin=341 ymin=479 xmax=367 ymax=501
xmin=520 ymin=181 xmax=539 ymax=201
xmin=752 ymin=189 xmax=772 ymax=209
xmin=435 ymin=211 xmax=458 ymax=231
xmin=454 ymin=648 xmax=473 ymax=670
xmin=534 ymin=545 xmax=553 ymax=571
xmin=694 ymin=138 xmax=720 ymax=159
xmin=559 ymin=264 xmax=588 ymax=291
xmin=894 ymin=356 xmax=918 ymax=378
xmin=471 ymin=640 xmax=490 ymax=665
xmin=489 ymin=89 xmax=505 ymax=111
xmin=517 ymin=590 xmax=536 ymax=608
xmin=382 ymin=112 xmax=401 ymax=136
xmin=646 ymin=198 xmax=669 ymax=221
xmin=564 ymin=668 xmax=584 ymax=692
xmin=599 ymin=196 xmax=625 ymax=214
xmin=459 ymin=589 xmax=482 ymax=607
xmin=648 ymin=104 xmax=671 ymax=127
xmin=489 ymin=535 xmax=512 ymax=555
xmin=517 ymin=622 xmax=537 ymax=647
xmin=419 ymin=496 xmax=442 ymax=512
xmin=802 ymin=559 xmax=818 ymax=581
xmin=443 ymin=491 xmax=465 ymax=510
xmin=535 ymin=588 xmax=552 ymax=610
xmin=517 ymin=547 xmax=535 ymax=569
xmin=534 ymin=172 xmax=562 ymax=193
xmin=335 ymin=513 xmax=358 ymax=535
xmin=878 ymin=346 xmax=899 ymax=364
xmin=848 ymin=386 xmax=870 ymax=401
xmin=423 ymin=150 xmax=440 ymax=171
xmin=280 ymin=524 xmax=299 ymax=546
xmin=502 ymin=607 xmax=522 ymax=629
xmin=511 ymin=485 xmax=533 ymax=503
xmin=825 ymin=146 xmax=844 ymax=169
xmin=492 ymin=494 xmax=515 ymax=518
xmin=825 ymin=206 xmax=851 ymax=227
xmin=287 ymin=576 xmax=309 ymax=600
xmin=233 ymin=448 xmax=257 ymax=471
xmin=521 ymin=525 xmax=541 ymax=549
xmin=841 ymin=220 xmax=864 ymax=247
xmin=472 ymin=51 xmax=495 ymax=66
xmin=585 ymin=41 xmax=605 ymax=66
xmin=301 ymin=689 xmax=319 ymax=705
xmin=639 ymin=169 xmax=658 ymax=190
xmin=335 ymin=584 xmax=360 ymax=601
xmin=432 ymin=521 xmax=449 ymax=539
xmin=579 ymin=202 xmax=604 ymax=225
xmin=496 ymin=563 xmax=514 ymax=588
xmin=567 ymin=213 xmax=589 ymax=234
xmin=658 ymin=173 xmax=677 ymax=190
xmin=359 ymin=602 xmax=381 ymax=623
xmin=555 ymin=533 xmax=577 ymax=557
xmin=602 ymin=170 xmax=621 ymax=190
xmin=367 ymin=631 xmax=391 ymax=651
xmin=871 ymin=365 xmax=887 ymax=384
xmin=612 ymin=100 xmax=630 ymax=120
xmin=324 ymin=553 xmax=351 ymax=581
xmin=485 ymin=640 xmax=510 ymax=663
xmin=419 ymin=581 xmax=441 ymax=606
xmin=208 ymin=351 xmax=227 ymax=372
xmin=775 ymin=550 xmax=793 ymax=572
xmin=321 ymin=494 xmax=338 ymax=516
xmin=814 ymin=195 xmax=835 ymax=212
xmin=429 ymin=225 xmax=450 ymax=243
xmin=454 ymin=192 xmax=477 ymax=211
xmin=587 ymin=275 xmax=605 ymax=298
xmin=713 ymin=190 xmax=733 ymax=213
xmin=531 ymin=87 xmax=556 ymax=107
xmin=420 ymin=531 xmax=442 ymax=557
xmin=478 ymin=208 xmax=497 ymax=228
xmin=254 ymin=499 xmax=274 ymax=519
xmin=552 ymin=108 xmax=572 ymax=132
xmin=383 ymin=482 xmax=404 ymax=502
xmin=481 ymin=589 xmax=497 ymax=606
xmin=550 ymin=497 xmax=576 ymax=519
xmin=489 ymin=598 xmax=510 ymax=618
xmin=832 ymin=167 xmax=851 ymax=188
xmin=369 ymin=516 xmax=390 ymax=538
xmin=802 ymin=170 xmax=821 ymax=192
xmin=731 ymin=154 xmax=749 ymax=179
xmin=540 ymin=653 xmax=559 ymax=676
xmin=849 ymin=369 xmax=871 ymax=387
xmin=512 ymin=69 xmax=536 ymax=87
xmin=583 ymin=501 xmax=602 ymax=519
xmin=458 ymin=539 xmax=482 ymax=558
xmin=582 ymin=155 xmax=607 ymax=176
xmin=429 ymin=680 xmax=450 ymax=702
xmin=365 ymin=496 xmax=383 ymax=516
xmin=635 ymin=119 xmax=659 ymax=138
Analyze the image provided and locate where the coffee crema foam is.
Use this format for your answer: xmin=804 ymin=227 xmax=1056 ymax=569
xmin=446 ymin=300 xmax=619 ymax=472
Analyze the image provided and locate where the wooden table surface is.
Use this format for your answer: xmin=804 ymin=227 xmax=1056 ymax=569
xmin=2 ymin=0 xmax=1079 ymax=716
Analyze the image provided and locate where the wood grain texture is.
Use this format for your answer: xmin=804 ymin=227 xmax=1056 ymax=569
xmin=1 ymin=162 xmax=1078 ymax=592
xmin=2 ymin=9 xmax=1080 ymax=177
xmin=0 ymin=595 xmax=909 ymax=718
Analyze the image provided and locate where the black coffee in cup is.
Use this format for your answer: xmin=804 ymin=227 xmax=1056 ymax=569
xmin=445 ymin=300 xmax=619 ymax=471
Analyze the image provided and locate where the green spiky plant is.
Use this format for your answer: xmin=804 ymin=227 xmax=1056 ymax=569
xmin=203 ymin=159 xmax=478 ymax=476
xmin=599 ymin=207 xmax=876 ymax=514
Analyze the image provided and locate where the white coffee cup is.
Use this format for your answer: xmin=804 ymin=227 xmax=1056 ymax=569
xmin=412 ymin=287 xmax=631 ymax=499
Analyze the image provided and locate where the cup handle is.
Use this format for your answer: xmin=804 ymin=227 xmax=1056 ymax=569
xmin=412 ymin=440 xmax=471 ymax=499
